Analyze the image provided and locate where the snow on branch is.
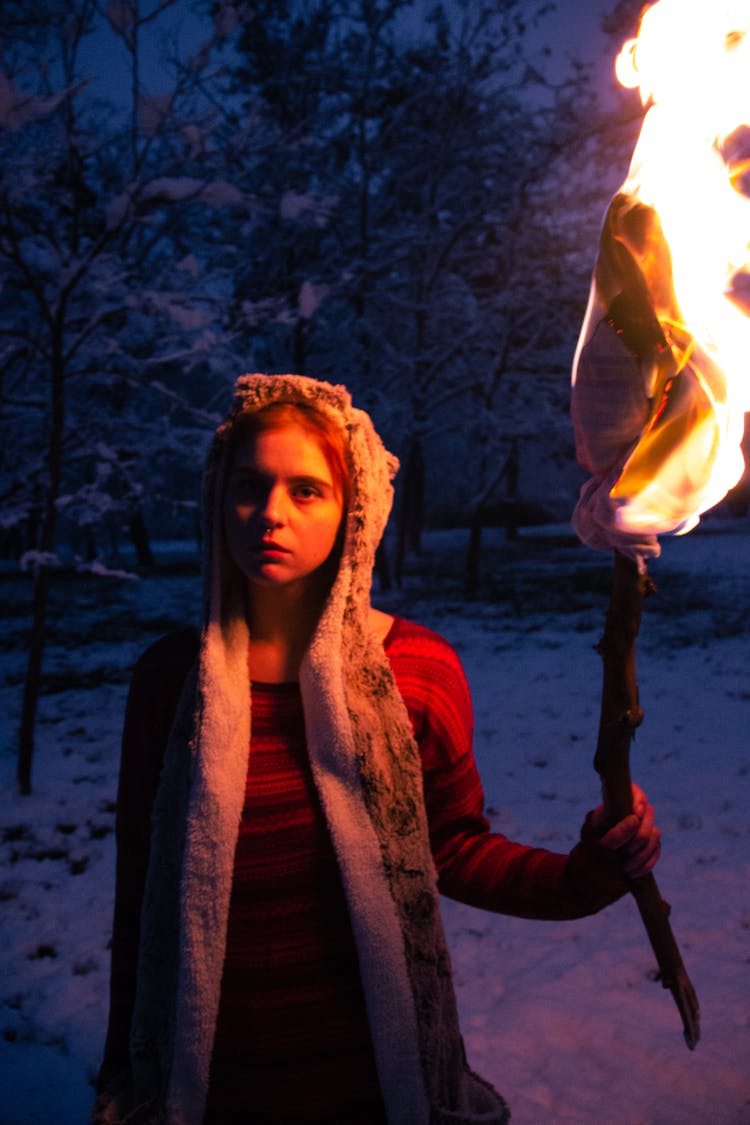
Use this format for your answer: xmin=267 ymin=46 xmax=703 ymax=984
xmin=279 ymin=191 xmax=339 ymax=228
xmin=75 ymin=559 xmax=139 ymax=581
xmin=0 ymin=72 xmax=80 ymax=132
xmin=131 ymin=377 xmax=223 ymax=426
xmin=142 ymin=177 xmax=245 ymax=206
xmin=298 ymin=280 xmax=328 ymax=319
xmin=106 ymin=177 xmax=246 ymax=228
xmin=19 ymin=551 xmax=61 ymax=574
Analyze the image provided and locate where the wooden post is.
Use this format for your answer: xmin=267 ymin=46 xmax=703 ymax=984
xmin=595 ymin=551 xmax=700 ymax=1049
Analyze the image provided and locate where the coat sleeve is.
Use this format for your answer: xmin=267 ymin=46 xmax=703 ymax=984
xmin=96 ymin=629 xmax=199 ymax=1091
xmin=386 ymin=619 xmax=629 ymax=921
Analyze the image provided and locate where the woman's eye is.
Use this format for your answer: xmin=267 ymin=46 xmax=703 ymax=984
xmin=294 ymin=485 xmax=320 ymax=500
xmin=231 ymin=477 xmax=264 ymax=501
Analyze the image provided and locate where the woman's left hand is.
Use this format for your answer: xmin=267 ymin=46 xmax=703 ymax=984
xmin=586 ymin=783 xmax=662 ymax=879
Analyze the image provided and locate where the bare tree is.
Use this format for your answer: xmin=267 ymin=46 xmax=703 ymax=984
xmin=0 ymin=0 xmax=245 ymax=791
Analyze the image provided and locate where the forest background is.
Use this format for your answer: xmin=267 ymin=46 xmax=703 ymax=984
xmin=3 ymin=0 xmax=749 ymax=794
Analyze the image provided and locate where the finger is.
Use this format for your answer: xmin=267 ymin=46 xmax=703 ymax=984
xmin=624 ymin=801 xmax=656 ymax=856
xmin=622 ymin=802 xmax=660 ymax=875
xmin=598 ymin=812 xmax=641 ymax=852
xmin=587 ymin=802 xmax=608 ymax=836
xmin=623 ymin=826 xmax=662 ymax=877
xmin=630 ymin=782 xmax=648 ymax=809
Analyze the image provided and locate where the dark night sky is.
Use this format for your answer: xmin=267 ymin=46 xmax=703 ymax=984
xmin=78 ymin=1 xmax=624 ymax=107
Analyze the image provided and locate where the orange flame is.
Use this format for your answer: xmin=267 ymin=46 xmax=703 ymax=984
xmin=572 ymin=0 xmax=750 ymax=541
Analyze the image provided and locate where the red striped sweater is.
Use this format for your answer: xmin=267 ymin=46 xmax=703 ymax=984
xmin=100 ymin=617 xmax=629 ymax=1123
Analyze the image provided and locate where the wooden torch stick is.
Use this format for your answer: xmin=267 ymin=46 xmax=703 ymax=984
xmin=595 ymin=550 xmax=700 ymax=1050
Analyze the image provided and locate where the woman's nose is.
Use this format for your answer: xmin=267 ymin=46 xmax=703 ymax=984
xmin=257 ymin=485 xmax=286 ymax=526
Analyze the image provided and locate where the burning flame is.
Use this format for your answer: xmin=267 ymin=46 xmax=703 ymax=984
xmin=572 ymin=0 xmax=750 ymax=542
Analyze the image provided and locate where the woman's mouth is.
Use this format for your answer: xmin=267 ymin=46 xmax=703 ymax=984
xmin=254 ymin=540 xmax=290 ymax=555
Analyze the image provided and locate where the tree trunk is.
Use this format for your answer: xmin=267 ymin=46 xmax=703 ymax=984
xmin=25 ymin=492 xmax=43 ymax=552
xmin=464 ymin=509 xmax=483 ymax=597
xmin=18 ymin=566 xmax=51 ymax=794
xmin=129 ymin=508 xmax=155 ymax=569
xmin=503 ymin=439 xmax=520 ymax=542
xmin=85 ymin=527 xmax=97 ymax=562
xmin=375 ymin=541 xmax=392 ymax=592
xmin=395 ymin=437 xmax=425 ymax=585
xmin=18 ymin=327 xmax=65 ymax=793
xmin=292 ymin=318 xmax=307 ymax=375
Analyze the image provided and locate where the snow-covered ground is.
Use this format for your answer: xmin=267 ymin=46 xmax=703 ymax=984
xmin=1 ymin=522 xmax=748 ymax=1124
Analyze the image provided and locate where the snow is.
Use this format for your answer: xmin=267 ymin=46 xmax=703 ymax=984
xmin=279 ymin=190 xmax=339 ymax=227
xmin=137 ymin=93 xmax=174 ymax=135
xmin=141 ymin=178 xmax=245 ymax=207
xmin=0 ymin=71 xmax=69 ymax=132
xmin=1 ymin=522 xmax=749 ymax=1124
xmin=298 ymin=280 xmax=327 ymax=320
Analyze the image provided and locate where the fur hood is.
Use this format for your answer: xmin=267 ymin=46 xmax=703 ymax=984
xmin=112 ymin=374 xmax=508 ymax=1125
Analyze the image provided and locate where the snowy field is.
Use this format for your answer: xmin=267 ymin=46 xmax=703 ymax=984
xmin=1 ymin=520 xmax=748 ymax=1125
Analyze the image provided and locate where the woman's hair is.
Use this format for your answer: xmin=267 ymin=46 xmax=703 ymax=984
xmin=227 ymin=400 xmax=350 ymax=509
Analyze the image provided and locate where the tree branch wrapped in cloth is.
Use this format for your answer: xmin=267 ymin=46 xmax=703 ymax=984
xmin=570 ymin=0 xmax=750 ymax=1052
xmin=571 ymin=191 xmax=702 ymax=1049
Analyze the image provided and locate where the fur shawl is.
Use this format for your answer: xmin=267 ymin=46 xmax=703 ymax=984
xmin=97 ymin=374 xmax=509 ymax=1125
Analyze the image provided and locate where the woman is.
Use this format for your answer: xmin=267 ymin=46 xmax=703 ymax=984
xmin=93 ymin=373 xmax=660 ymax=1125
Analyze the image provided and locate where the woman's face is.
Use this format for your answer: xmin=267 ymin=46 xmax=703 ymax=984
xmin=224 ymin=422 xmax=345 ymax=593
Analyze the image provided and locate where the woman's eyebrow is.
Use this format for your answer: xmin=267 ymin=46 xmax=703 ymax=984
xmin=228 ymin=467 xmax=333 ymax=489
xmin=228 ymin=465 xmax=266 ymax=479
xmin=288 ymin=474 xmax=335 ymax=491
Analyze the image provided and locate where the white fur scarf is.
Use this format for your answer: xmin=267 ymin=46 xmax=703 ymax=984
xmin=124 ymin=375 xmax=508 ymax=1125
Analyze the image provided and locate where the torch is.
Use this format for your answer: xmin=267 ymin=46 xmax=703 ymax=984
xmin=571 ymin=0 xmax=750 ymax=1050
